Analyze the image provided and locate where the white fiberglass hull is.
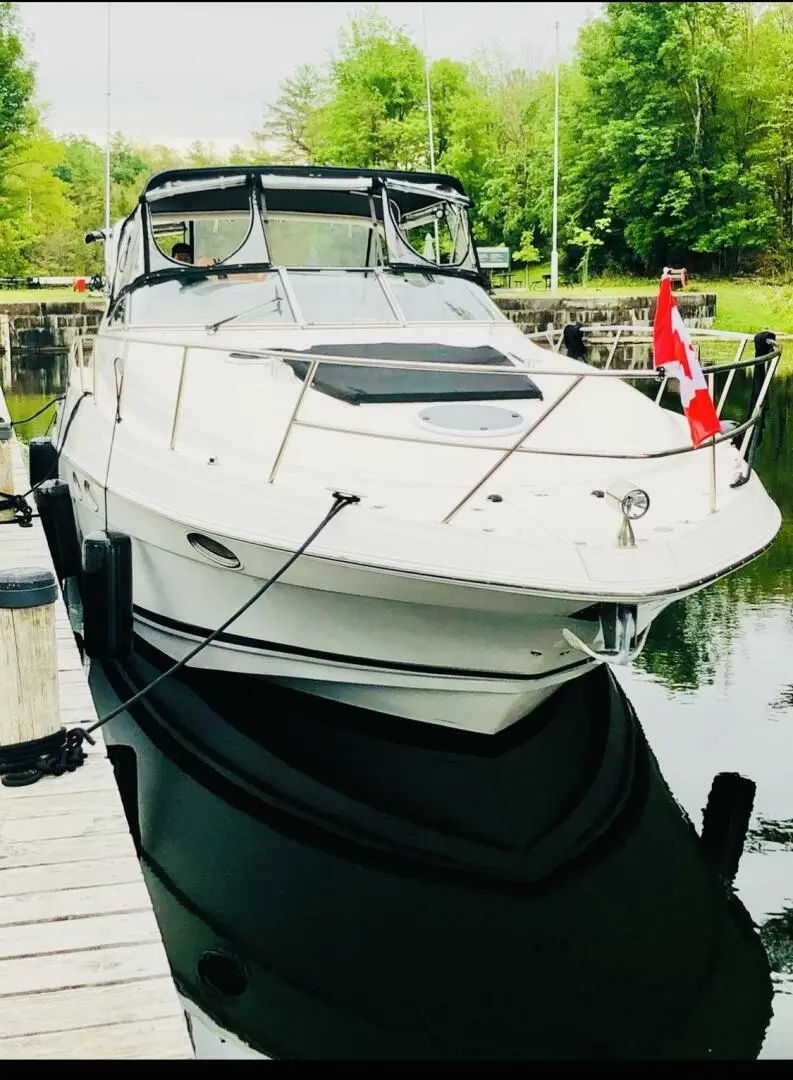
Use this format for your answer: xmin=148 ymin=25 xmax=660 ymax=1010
xmin=70 ymin=490 xmax=609 ymax=735
xmin=57 ymin=316 xmax=781 ymax=736
xmin=180 ymin=996 xmax=266 ymax=1060
xmin=64 ymin=471 xmax=777 ymax=734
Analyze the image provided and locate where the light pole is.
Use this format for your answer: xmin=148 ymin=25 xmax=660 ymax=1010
xmin=550 ymin=19 xmax=560 ymax=296
xmin=420 ymin=3 xmax=440 ymax=260
xmin=104 ymin=2 xmax=112 ymax=234
xmin=421 ymin=3 xmax=436 ymax=174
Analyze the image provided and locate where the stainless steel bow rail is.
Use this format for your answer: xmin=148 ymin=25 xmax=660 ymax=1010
xmin=69 ymin=325 xmax=781 ymax=523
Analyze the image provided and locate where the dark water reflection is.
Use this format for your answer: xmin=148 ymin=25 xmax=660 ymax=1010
xmin=4 ymin=343 xmax=793 ymax=1058
xmin=589 ymin=341 xmax=793 ymax=1059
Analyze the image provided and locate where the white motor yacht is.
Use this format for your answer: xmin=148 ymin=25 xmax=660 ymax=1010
xmin=56 ymin=166 xmax=781 ymax=734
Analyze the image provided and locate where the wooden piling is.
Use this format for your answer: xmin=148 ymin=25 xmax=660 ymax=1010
xmin=0 ymin=568 xmax=60 ymax=750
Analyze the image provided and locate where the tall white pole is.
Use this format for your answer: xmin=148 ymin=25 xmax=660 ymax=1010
xmin=550 ymin=20 xmax=560 ymax=297
xmin=420 ymin=3 xmax=440 ymax=260
xmin=104 ymin=2 xmax=112 ymax=234
xmin=421 ymin=3 xmax=436 ymax=172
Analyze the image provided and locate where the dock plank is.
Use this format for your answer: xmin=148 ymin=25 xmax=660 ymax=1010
xmin=0 ymin=880 xmax=154 ymax=926
xmin=0 ymin=910 xmax=163 ymax=960
xmin=0 ymin=942 xmax=172 ymax=997
xmin=0 ymin=404 xmax=193 ymax=1058
xmin=0 ymin=787 xmax=126 ymax=819
xmin=0 ymin=831 xmax=139 ymax=871
xmin=0 ymin=810 xmax=129 ymax=843
xmin=0 ymin=858 xmax=143 ymax=899
xmin=0 ymin=1016 xmax=191 ymax=1059
xmin=0 ymin=976 xmax=183 ymax=1039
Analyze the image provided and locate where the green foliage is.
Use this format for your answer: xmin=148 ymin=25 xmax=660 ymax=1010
xmin=258 ymin=64 xmax=326 ymax=164
xmin=562 ymin=2 xmax=785 ymax=273
xmin=258 ymin=3 xmax=793 ymax=277
xmin=0 ymin=2 xmax=790 ymax=278
xmin=0 ymin=129 xmax=77 ymax=275
xmin=308 ymin=10 xmax=429 ymax=168
xmin=32 ymin=131 xmax=266 ymax=274
xmin=0 ymin=3 xmax=34 ymax=156
xmin=513 ymin=230 xmax=540 ymax=266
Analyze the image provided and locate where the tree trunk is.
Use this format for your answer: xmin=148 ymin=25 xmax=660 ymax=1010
xmin=693 ymin=76 xmax=702 ymax=157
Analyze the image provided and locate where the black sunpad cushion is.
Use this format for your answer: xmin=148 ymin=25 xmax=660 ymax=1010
xmin=284 ymin=343 xmax=543 ymax=405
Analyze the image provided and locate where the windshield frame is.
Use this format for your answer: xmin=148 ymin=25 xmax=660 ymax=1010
xmin=114 ymin=266 xmax=507 ymax=331
xmin=105 ymin=170 xmax=486 ymax=309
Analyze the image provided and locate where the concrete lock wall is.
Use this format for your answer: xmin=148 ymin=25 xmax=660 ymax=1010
xmin=0 ymin=293 xmax=716 ymax=365
xmin=0 ymin=301 xmax=105 ymax=357
xmin=494 ymin=292 xmax=716 ymax=334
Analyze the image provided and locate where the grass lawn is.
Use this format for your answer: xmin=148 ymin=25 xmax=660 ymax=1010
xmin=497 ymin=268 xmax=793 ymax=337
xmin=0 ymin=289 xmax=101 ymax=303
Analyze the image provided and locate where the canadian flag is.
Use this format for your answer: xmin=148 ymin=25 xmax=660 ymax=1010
xmin=652 ymin=274 xmax=721 ymax=447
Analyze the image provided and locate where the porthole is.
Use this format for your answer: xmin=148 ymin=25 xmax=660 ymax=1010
xmin=196 ymin=950 xmax=249 ymax=997
xmin=187 ymin=532 xmax=241 ymax=569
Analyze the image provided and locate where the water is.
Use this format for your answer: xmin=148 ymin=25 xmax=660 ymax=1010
xmin=4 ymin=345 xmax=792 ymax=1058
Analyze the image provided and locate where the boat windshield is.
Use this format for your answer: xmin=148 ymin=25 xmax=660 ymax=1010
xmin=288 ymin=271 xmax=396 ymax=324
xmin=267 ymin=215 xmax=379 ymax=268
xmin=126 ymin=272 xmax=296 ymax=328
xmin=122 ymin=269 xmax=504 ymax=328
xmin=137 ymin=169 xmax=481 ymax=278
xmin=111 ymin=168 xmax=505 ymax=327
xmin=385 ymin=273 xmax=501 ymax=322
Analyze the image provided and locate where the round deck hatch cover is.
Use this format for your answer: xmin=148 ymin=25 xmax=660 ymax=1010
xmin=416 ymin=402 xmax=526 ymax=437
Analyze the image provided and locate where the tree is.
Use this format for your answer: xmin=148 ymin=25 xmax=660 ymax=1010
xmin=433 ymin=59 xmax=498 ymax=218
xmin=0 ymin=128 xmax=75 ymax=275
xmin=513 ymin=229 xmax=541 ymax=289
xmin=564 ymin=2 xmax=779 ymax=273
xmin=751 ymin=2 xmax=793 ymax=268
xmin=4 ymin=0 xmax=791 ymax=277
xmin=0 ymin=3 xmax=35 ymax=160
xmin=309 ymin=10 xmax=428 ymax=168
xmin=50 ymin=135 xmax=105 ymax=272
xmin=474 ymin=67 xmax=565 ymax=252
xmin=258 ymin=64 xmax=326 ymax=162
xmin=568 ymin=216 xmax=611 ymax=287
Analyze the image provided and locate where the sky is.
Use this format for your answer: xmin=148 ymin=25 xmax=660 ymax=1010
xmin=15 ymin=2 xmax=599 ymax=153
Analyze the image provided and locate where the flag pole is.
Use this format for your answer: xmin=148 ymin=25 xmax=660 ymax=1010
xmin=709 ymin=436 xmax=717 ymax=514
xmin=707 ymin=363 xmax=717 ymax=513
xmin=104 ymin=1 xmax=112 ymax=235
xmin=550 ymin=19 xmax=560 ymax=297
xmin=420 ymin=3 xmax=440 ymax=261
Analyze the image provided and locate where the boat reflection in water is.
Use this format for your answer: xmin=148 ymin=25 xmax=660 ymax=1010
xmin=89 ymin=639 xmax=772 ymax=1060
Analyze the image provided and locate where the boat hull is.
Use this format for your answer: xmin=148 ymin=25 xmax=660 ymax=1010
xmin=54 ymin=314 xmax=781 ymax=735
xmin=69 ymin=485 xmax=619 ymax=734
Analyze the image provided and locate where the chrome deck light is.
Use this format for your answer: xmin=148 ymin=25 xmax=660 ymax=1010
xmin=592 ymin=479 xmax=650 ymax=549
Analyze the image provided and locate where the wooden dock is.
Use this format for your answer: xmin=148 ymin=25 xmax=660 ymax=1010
xmin=0 ymin=397 xmax=194 ymax=1059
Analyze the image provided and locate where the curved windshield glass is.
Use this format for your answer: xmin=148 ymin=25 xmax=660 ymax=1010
xmin=126 ymin=273 xmax=295 ymax=327
xmin=385 ymin=272 xmax=502 ymax=322
xmin=122 ymin=268 xmax=504 ymax=328
xmin=288 ymin=271 xmax=397 ymax=325
xmin=267 ymin=215 xmax=379 ymax=268
xmin=151 ymin=212 xmax=253 ymax=268
xmin=395 ymin=202 xmax=471 ymax=266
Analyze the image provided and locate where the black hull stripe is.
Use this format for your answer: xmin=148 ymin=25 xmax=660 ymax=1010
xmin=133 ymin=604 xmax=592 ymax=684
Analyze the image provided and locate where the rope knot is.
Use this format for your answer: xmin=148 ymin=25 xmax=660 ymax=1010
xmin=0 ymin=726 xmax=94 ymax=787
